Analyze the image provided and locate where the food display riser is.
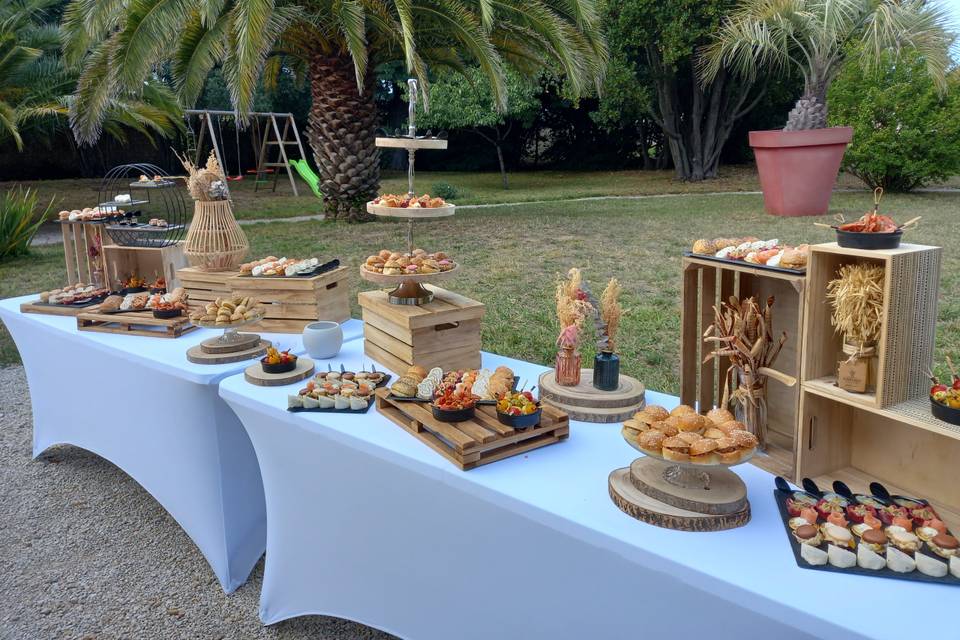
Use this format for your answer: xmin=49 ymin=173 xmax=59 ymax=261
xmin=797 ymin=388 xmax=960 ymax=532
xmin=680 ymin=256 xmax=804 ymax=475
xmin=103 ymin=243 xmax=188 ymax=291
xmin=358 ymin=286 xmax=484 ymax=375
xmin=375 ymin=388 xmax=568 ymax=470
xmin=176 ymin=267 xmax=233 ymax=303
xmin=801 ymin=243 xmax=941 ymax=409
xmin=61 ymin=221 xmax=112 ymax=284
xmin=228 ymin=266 xmax=351 ymax=333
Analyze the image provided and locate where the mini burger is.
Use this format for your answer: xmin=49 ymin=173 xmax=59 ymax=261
xmin=657 ymin=417 xmax=680 ymax=437
xmin=637 ymin=429 xmax=665 ymax=455
xmin=793 ymin=524 xmax=822 ymax=546
xmin=621 ymin=420 xmax=645 ymax=441
xmin=669 ymin=404 xmax=696 ymax=417
xmin=706 ymin=407 xmax=735 ymax=426
xmin=860 ymin=528 xmax=888 ymax=554
xmin=689 ymin=438 xmax=718 ymax=464
xmin=703 ymin=427 xmax=725 ymax=440
xmin=716 ymin=420 xmax=748 ymax=436
xmin=635 ymin=405 xmax=669 ymax=426
xmin=714 ymin=437 xmax=741 ymax=464
xmin=928 ymin=533 xmax=959 ymax=559
xmin=661 ymin=435 xmax=691 ymax=462
xmin=730 ymin=429 xmax=759 ymax=451
xmin=677 ymin=413 xmax=707 ymax=434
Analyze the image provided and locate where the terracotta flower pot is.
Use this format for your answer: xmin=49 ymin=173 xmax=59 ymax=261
xmin=749 ymin=127 xmax=853 ymax=217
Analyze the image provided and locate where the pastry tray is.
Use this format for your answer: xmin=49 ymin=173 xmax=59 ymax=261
xmin=774 ymin=481 xmax=959 ymax=586
xmin=287 ymin=374 xmax=392 ymax=414
xmin=389 ymin=376 xmax=520 ymax=406
xmin=237 ymin=259 xmax=340 ymax=278
xmin=683 ymin=251 xmax=806 ymax=275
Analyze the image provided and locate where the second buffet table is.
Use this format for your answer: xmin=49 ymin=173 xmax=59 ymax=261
xmin=219 ymin=340 xmax=955 ymax=640
xmin=0 ymin=294 xmax=362 ymax=592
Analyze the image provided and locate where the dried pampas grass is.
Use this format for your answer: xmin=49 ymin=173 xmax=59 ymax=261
xmin=177 ymin=151 xmax=226 ymax=201
xmin=599 ymin=278 xmax=623 ymax=352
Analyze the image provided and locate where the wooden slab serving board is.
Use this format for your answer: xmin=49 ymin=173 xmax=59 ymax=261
xmin=77 ymin=310 xmax=196 ymax=338
xmin=187 ymin=340 xmax=271 ymax=365
xmin=375 ymin=388 xmax=569 ymax=470
xmin=539 ymin=370 xmax=645 ymax=423
xmin=20 ymin=300 xmax=100 ymax=317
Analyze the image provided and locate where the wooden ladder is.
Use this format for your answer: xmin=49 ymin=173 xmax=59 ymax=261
xmin=254 ymin=113 xmax=308 ymax=196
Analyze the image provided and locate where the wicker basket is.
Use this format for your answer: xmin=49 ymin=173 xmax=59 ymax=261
xmin=184 ymin=200 xmax=249 ymax=271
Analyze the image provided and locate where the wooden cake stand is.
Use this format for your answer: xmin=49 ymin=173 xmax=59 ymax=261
xmin=187 ymin=317 xmax=271 ymax=364
xmin=359 ymin=264 xmax=460 ymax=306
xmin=538 ymin=370 xmax=645 ymax=423
xmin=609 ymin=438 xmax=751 ymax=531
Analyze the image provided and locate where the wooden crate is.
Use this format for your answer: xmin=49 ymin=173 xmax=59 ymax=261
xmin=801 ymin=243 xmax=941 ymax=409
xmin=680 ymin=256 xmax=805 ymax=478
xmin=227 ymin=266 xmax=351 ymax=333
xmin=358 ymin=286 xmax=485 ymax=375
xmin=176 ymin=267 xmax=233 ymax=304
xmin=797 ymin=388 xmax=960 ymax=532
xmin=103 ymin=243 xmax=188 ymax=290
xmin=61 ymin=221 xmax=110 ymax=283
xmin=375 ymin=388 xmax=569 ymax=470
xmin=76 ymin=310 xmax=197 ymax=338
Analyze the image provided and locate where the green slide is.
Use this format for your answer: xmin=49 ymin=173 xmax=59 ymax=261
xmin=289 ymin=159 xmax=322 ymax=198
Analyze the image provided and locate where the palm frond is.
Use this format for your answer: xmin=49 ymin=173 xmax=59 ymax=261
xmin=172 ymin=8 xmax=229 ymax=105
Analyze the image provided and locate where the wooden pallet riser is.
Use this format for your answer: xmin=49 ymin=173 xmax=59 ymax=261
xmin=76 ymin=312 xmax=196 ymax=338
xmin=375 ymin=389 xmax=569 ymax=470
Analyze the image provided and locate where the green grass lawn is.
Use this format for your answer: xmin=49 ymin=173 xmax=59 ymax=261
xmin=4 ymin=165 xmax=876 ymax=223
xmin=3 ymin=189 xmax=959 ymax=395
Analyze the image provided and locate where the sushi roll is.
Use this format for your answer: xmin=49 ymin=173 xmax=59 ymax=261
xmin=800 ymin=543 xmax=828 ymax=566
xmin=287 ymin=395 xmax=304 ymax=409
xmin=302 ymin=396 xmax=320 ymax=409
xmin=827 ymin=544 xmax=856 ymax=569
xmin=857 ymin=544 xmax=886 ymax=571
xmin=317 ymin=395 xmax=335 ymax=409
xmin=334 ymin=395 xmax=349 ymax=410
xmin=916 ymin=553 xmax=948 ymax=578
xmin=349 ymin=396 xmax=368 ymax=410
xmin=886 ymin=547 xmax=916 ymax=573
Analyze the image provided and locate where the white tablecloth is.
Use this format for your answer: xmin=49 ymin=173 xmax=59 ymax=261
xmin=220 ymin=339 xmax=956 ymax=640
xmin=0 ymin=294 xmax=362 ymax=592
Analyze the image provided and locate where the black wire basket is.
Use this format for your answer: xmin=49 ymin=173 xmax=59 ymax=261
xmin=98 ymin=163 xmax=188 ymax=248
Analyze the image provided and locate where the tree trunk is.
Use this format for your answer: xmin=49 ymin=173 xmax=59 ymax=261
xmin=495 ymin=144 xmax=508 ymax=189
xmin=307 ymin=54 xmax=380 ymax=222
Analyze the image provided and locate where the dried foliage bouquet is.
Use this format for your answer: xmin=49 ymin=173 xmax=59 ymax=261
xmin=177 ymin=151 xmax=228 ymax=201
xmin=555 ymin=268 xmax=592 ymax=350
xmin=826 ymin=263 xmax=885 ymax=349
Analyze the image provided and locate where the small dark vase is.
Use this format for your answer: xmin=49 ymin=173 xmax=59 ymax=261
xmin=593 ymin=351 xmax=620 ymax=391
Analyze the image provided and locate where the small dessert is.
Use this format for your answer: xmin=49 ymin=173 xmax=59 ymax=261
xmin=262 ymin=347 xmax=297 ymax=373
xmin=785 ymin=491 xmax=818 ymax=517
xmin=788 ymin=516 xmax=810 ymax=531
xmin=821 ymin=522 xmax=854 ymax=549
xmin=928 ymin=533 xmax=959 ymax=559
xmin=816 ymin=494 xmax=850 ymax=519
xmin=846 ymin=502 xmax=877 ymax=524
xmin=793 ymin=524 xmax=822 ymax=546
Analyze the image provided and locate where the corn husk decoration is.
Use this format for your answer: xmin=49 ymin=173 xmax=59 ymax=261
xmin=703 ymin=296 xmax=795 ymax=448
xmin=826 ymin=263 xmax=884 ymax=352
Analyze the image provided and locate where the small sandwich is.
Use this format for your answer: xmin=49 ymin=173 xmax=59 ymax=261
xmin=407 ymin=366 xmax=428 ymax=382
xmin=635 ymin=405 xmax=670 ymax=428
xmin=716 ymin=420 xmax=748 ymax=436
xmin=657 ymin=417 xmax=680 ymax=437
xmin=637 ymin=429 xmax=665 ymax=455
xmin=730 ymin=429 xmax=759 ymax=452
xmin=928 ymin=533 xmax=959 ymax=559
xmin=622 ymin=422 xmax=643 ymax=442
xmin=780 ymin=247 xmax=808 ymax=270
xmin=705 ymin=408 xmax=734 ymax=426
xmin=669 ymin=404 xmax=696 ymax=417
xmin=661 ymin=436 xmax=691 ymax=462
xmin=887 ymin=527 xmax=920 ymax=553
xmin=689 ymin=438 xmax=718 ymax=465
xmin=691 ymin=239 xmax=716 ymax=255
xmin=793 ymin=524 xmax=822 ymax=546
xmin=677 ymin=432 xmax=702 ymax=446
xmin=703 ymin=427 xmax=725 ymax=440
xmin=821 ymin=522 xmax=854 ymax=549
xmin=714 ymin=437 xmax=742 ymax=464
xmin=677 ymin=413 xmax=707 ymax=434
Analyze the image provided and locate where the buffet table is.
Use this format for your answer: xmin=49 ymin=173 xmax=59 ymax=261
xmin=0 ymin=294 xmax=362 ymax=592
xmin=219 ymin=339 xmax=955 ymax=640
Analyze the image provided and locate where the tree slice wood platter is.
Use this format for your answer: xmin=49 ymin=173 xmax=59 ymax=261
xmin=186 ymin=340 xmax=270 ymax=365
xmin=244 ymin=357 xmax=315 ymax=386
xmin=199 ymin=332 xmax=261 ymax=354
xmin=538 ymin=370 xmax=645 ymax=423
xmin=609 ymin=467 xmax=751 ymax=532
xmin=626 ymin=457 xmax=748 ymax=515
xmin=366 ymin=202 xmax=455 ymax=218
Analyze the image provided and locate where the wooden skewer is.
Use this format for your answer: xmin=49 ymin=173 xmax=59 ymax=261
xmin=899 ymin=216 xmax=922 ymax=230
xmin=813 ymin=222 xmax=834 ymax=229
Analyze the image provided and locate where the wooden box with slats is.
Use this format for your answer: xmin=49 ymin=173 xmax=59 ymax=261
xmin=358 ymin=286 xmax=484 ymax=374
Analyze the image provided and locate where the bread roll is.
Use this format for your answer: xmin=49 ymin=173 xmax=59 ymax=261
xmin=706 ymin=408 xmax=735 ymax=426
xmin=677 ymin=413 xmax=706 ymax=433
xmin=639 ymin=405 xmax=670 ymax=423
xmin=670 ymin=404 xmax=696 ymax=417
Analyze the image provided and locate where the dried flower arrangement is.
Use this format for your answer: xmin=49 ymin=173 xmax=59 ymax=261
xmin=599 ymin=278 xmax=623 ymax=353
xmin=555 ymin=268 xmax=592 ymax=350
xmin=703 ymin=296 xmax=794 ymax=447
xmin=176 ymin=151 xmax=228 ymax=201
xmin=826 ymin=263 xmax=885 ymax=348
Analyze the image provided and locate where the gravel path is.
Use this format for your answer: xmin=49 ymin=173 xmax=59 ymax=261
xmin=0 ymin=365 xmax=395 ymax=640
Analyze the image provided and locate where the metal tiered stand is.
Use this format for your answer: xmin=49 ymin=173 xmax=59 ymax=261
xmin=98 ymin=163 xmax=188 ymax=248
xmin=360 ymin=79 xmax=456 ymax=305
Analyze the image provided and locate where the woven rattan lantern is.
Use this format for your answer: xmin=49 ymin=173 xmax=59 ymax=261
xmin=179 ymin=151 xmax=249 ymax=271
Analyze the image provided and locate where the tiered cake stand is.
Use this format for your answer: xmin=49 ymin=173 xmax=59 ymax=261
xmin=360 ymin=78 xmax=457 ymax=306
xmin=609 ymin=433 xmax=752 ymax=531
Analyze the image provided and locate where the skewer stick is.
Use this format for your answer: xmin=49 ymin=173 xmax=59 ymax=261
xmin=813 ymin=222 xmax=834 ymax=228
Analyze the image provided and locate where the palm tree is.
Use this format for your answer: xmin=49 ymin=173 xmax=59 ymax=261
xmin=61 ymin=0 xmax=608 ymax=221
xmin=699 ymin=0 xmax=952 ymax=130
xmin=0 ymin=0 xmax=182 ymax=152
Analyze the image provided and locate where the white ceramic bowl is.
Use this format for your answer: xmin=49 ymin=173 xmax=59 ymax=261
xmin=302 ymin=321 xmax=343 ymax=359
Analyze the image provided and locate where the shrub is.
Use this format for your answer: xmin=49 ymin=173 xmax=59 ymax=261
xmin=828 ymin=51 xmax=960 ymax=191
xmin=0 ymin=186 xmax=53 ymax=261
xmin=431 ymin=182 xmax=464 ymax=200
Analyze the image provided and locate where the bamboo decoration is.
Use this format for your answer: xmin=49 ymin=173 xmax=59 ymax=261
xmin=178 ymin=150 xmax=248 ymax=271
xmin=703 ymin=296 xmax=796 ymax=448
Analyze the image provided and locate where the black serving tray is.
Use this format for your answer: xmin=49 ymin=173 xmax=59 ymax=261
xmin=238 ymin=258 xmax=340 ymax=278
xmin=930 ymin=397 xmax=960 ymax=426
xmin=33 ymin=294 xmax=108 ymax=308
xmin=774 ymin=477 xmax=959 ymax=586
xmin=287 ymin=373 xmax=392 ymax=414
xmin=683 ymin=251 xmax=806 ymax=275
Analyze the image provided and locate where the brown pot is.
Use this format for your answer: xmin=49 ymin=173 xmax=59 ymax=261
xmin=749 ymin=127 xmax=853 ymax=217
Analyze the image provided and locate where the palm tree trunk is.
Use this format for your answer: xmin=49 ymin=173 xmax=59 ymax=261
xmin=307 ymin=55 xmax=380 ymax=222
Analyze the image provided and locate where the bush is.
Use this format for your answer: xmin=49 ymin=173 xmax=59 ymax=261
xmin=431 ymin=182 xmax=464 ymax=200
xmin=828 ymin=52 xmax=960 ymax=191
xmin=0 ymin=186 xmax=53 ymax=261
